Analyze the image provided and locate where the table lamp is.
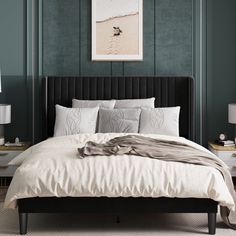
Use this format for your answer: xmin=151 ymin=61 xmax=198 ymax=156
xmin=0 ymin=68 xmax=11 ymax=145
xmin=228 ymin=103 xmax=236 ymax=144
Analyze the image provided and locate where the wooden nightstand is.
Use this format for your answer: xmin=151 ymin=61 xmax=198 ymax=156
xmin=0 ymin=143 xmax=30 ymax=201
xmin=208 ymin=142 xmax=236 ymax=178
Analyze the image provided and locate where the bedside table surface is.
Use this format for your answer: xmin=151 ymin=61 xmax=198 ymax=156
xmin=0 ymin=142 xmax=30 ymax=151
xmin=208 ymin=142 xmax=236 ymax=151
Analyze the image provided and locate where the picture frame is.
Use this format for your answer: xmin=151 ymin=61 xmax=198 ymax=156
xmin=92 ymin=0 xmax=143 ymax=61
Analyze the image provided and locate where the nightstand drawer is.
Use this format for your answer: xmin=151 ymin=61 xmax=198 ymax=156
xmin=212 ymin=150 xmax=236 ymax=158
xmin=0 ymin=144 xmax=30 ymax=198
xmin=209 ymin=147 xmax=236 ymax=165
xmin=0 ymin=166 xmax=18 ymax=177
xmin=0 ymin=151 xmax=22 ymax=167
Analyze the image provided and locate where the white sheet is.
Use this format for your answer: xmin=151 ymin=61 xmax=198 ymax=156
xmin=5 ymin=133 xmax=235 ymax=209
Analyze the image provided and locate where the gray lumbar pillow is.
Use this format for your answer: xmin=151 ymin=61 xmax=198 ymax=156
xmin=139 ymin=107 xmax=180 ymax=136
xmin=54 ymin=105 xmax=99 ymax=137
xmin=98 ymin=109 xmax=141 ymax=133
xmin=72 ymin=99 xmax=115 ymax=109
xmin=114 ymin=97 xmax=155 ymax=108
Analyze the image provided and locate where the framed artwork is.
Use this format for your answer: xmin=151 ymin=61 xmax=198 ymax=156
xmin=92 ymin=0 xmax=143 ymax=61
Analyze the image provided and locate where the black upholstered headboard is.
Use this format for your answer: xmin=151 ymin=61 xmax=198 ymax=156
xmin=43 ymin=76 xmax=194 ymax=140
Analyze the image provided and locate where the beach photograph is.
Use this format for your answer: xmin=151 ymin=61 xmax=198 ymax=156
xmin=92 ymin=0 xmax=143 ymax=60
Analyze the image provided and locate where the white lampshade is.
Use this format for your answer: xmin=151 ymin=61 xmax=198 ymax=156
xmin=0 ymin=104 xmax=11 ymax=124
xmin=228 ymin=104 xmax=236 ymax=124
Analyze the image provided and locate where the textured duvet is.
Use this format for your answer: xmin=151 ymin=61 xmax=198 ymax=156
xmin=4 ymin=133 xmax=235 ymax=213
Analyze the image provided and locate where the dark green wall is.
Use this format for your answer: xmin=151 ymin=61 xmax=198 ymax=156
xmin=1 ymin=0 xmax=236 ymax=145
xmin=0 ymin=0 xmax=31 ymax=142
xmin=206 ymin=0 xmax=236 ymax=141
xmin=0 ymin=0 xmax=24 ymax=75
xmin=43 ymin=0 xmax=193 ymax=76
xmin=0 ymin=0 xmax=200 ymax=143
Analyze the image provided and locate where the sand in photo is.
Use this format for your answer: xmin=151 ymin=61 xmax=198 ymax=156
xmin=96 ymin=13 xmax=139 ymax=55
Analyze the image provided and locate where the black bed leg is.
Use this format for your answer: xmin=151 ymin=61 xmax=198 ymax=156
xmin=208 ymin=213 xmax=216 ymax=235
xmin=19 ymin=213 xmax=28 ymax=235
xmin=116 ymin=216 xmax=120 ymax=223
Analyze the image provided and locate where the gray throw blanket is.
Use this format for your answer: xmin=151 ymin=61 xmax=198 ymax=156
xmin=78 ymin=135 xmax=236 ymax=229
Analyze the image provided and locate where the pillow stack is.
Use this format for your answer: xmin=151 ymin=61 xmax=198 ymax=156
xmin=54 ymin=97 xmax=180 ymax=137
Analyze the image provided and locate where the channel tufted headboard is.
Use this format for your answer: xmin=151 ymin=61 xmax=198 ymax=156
xmin=43 ymin=76 xmax=194 ymax=140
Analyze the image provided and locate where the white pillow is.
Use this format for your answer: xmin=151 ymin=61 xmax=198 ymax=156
xmin=72 ymin=99 xmax=115 ymax=109
xmin=114 ymin=97 xmax=155 ymax=108
xmin=139 ymin=107 xmax=180 ymax=136
xmin=54 ymin=105 xmax=99 ymax=137
xmin=98 ymin=108 xmax=141 ymax=133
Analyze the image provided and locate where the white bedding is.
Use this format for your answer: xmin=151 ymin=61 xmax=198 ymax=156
xmin=4 ymin=133 xmax=235 ymax=209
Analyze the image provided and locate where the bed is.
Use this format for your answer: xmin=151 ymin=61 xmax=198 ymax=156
xmin=9 ymin=76 xmax=221 ymax=234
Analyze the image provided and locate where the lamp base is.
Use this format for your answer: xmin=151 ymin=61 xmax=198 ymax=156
xmin=0 ymin=137 xmax=4 ymax=146
xmin=0 ymin=125 xmax=5 ymax=145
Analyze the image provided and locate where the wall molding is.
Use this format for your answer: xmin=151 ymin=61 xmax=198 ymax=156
xmin=26 ymin=0 xmax=41 ymax=144
xmin=194 ymin=0 xmax=207 ymax=145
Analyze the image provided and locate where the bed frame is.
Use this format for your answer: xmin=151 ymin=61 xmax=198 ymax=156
xmin=18 ymin=76 xmax=217 ymax=235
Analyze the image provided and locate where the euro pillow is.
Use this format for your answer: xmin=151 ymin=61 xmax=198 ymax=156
xmin=114 ymin=97 xmax=155 ymax=108
xmin=54 ymin=105 xmax=99 ymax=137
xmin=98 ymin=109 xmax=141 ymax=133
xmin=139 ymin=107 xmax=180 ymax=136
xmin=72 ymin=99 xmax=115 ymax=109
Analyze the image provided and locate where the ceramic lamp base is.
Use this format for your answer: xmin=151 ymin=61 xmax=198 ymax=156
xmin=0 ymin=137 xmax=4 ymax=146
xmin=0 ymin=125 xmax=5 ymax=145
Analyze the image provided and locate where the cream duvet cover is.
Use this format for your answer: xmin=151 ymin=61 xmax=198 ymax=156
xmin=4 ymin=133 xmax=235 ymax=210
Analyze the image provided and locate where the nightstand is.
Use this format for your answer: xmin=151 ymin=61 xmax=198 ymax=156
xmin=208 ymin=142 xmax=236 ymax=178
xmin=0 ymin=143 xmax=30 ymax=201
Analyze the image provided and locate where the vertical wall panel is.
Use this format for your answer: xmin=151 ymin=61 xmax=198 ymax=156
xmin=155 ymin=0 xmax=192 ymax=75
xmin=43 ymin=0 xmax=80 ymax=76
